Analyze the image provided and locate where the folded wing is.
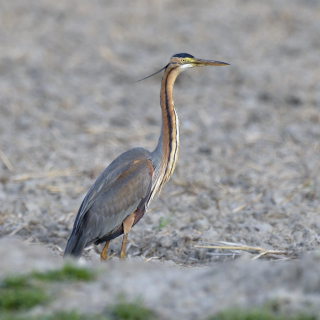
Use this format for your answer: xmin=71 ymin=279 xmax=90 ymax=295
xmin=64 ymin=148 xmax=153 ymax=258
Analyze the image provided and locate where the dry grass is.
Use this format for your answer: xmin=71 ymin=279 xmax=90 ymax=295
xmin=194 ymin=241 xmax=288 ymax=261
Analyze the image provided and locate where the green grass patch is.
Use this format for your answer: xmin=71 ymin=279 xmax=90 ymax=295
xmin=0 ymin=275 xmax=48 ymax=311
xmin=31 ymin=311 xmax=108 ymax=320
xmin=208 ymin=308 xmax=316 ymax=320
xmin=0 ymin=267 xmax=156 ymax=320
xmin=108 ymin=300 xmax=157 ymax=320
xmin=0 ymin=311 xmax=95 ymax=320
xmin=157 ymin=213 xmax=174 ymax=230
xmin=32 ymin=264 xmax=95 ymax=282
xmin=0 ymin=264 xmax=95 ymax=313
xmin=0 ymin=313 xmax=23 ymax=320
xmin=0 ymin=303 xmax=157 ymax=320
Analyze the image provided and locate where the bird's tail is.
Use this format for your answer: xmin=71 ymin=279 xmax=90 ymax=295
xmin=63 ymin=230 xmax=87 ymax=259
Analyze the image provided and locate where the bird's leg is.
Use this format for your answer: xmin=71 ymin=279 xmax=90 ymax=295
xmin=100 ymin=240 xmax=110 ymax=261
xmin=120 ymin=211 xmax=136 ymax=259
xmin=120 ymin=234 xmax=129 ymax=260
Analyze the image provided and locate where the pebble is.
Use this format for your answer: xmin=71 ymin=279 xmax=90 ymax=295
xmin=196 ymin=192 xmax=211 ymax=210
xmin=193 ymin=219 xmax=210 ymax=231
xmin=159 ymin=235 xmax=173 ymax=248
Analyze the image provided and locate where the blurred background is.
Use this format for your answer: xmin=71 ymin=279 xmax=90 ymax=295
xmin=0 ymin=0 xmax=320 ymax=264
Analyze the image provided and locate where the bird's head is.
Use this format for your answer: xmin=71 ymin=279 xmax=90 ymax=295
xmin=170 ymin=53 xmax=229 ymax=69
xmin=138 ymin=53 xmax=229 ymax=81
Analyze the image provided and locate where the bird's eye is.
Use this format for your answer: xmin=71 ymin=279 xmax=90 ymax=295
xmin=181 ymin=59 xmax=186 ymax=63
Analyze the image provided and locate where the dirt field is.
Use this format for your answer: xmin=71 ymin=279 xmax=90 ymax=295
xmin=1 ymin=0 xmax=320 ymax=318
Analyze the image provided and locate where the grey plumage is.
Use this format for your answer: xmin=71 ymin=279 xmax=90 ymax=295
xmin=64 ymin=148 xmax=153 ymax=258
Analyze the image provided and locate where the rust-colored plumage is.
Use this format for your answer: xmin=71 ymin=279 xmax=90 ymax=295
xmin=64 ymin=53 xmax=229 ymax=260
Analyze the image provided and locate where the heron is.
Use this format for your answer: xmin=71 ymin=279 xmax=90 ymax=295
xmin=64 ymin=53 xmax=229 ymax=260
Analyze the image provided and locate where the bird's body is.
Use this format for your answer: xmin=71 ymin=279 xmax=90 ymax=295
xmin=64 ymin=53 xmax=228 ymax=260
xmin=64 ymin=148 xmax=152 ymax=257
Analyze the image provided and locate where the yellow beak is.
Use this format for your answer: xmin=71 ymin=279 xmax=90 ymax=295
xmin=192 ymin=58 xmax=229 ymax=67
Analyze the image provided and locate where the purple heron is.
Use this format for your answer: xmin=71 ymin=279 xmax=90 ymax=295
xmin=64 ymin=53 xmax=229 ymax=260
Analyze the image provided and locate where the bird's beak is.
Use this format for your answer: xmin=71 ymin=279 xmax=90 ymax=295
xmin=192 ymin=58 xmax=229 ymax=67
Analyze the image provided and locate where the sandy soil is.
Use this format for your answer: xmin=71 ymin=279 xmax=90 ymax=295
xmin=1 ymin=0 xmax=320 ymax=317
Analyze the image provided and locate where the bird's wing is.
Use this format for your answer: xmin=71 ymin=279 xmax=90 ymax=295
xmin=73 ymin=148 xmax=151 ymax=231
xmin=64 ymin=149 xmax=153 ymax=257
xmin=83 ymin=157 xmax=153 ymax=242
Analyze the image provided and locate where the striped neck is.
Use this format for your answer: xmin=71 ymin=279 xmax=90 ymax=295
xmin=150 ymin=65 xmax=180 ymax=198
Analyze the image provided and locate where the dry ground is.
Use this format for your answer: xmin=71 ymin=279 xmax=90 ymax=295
xmin=0 ymin=0 xmax=320 ymax=317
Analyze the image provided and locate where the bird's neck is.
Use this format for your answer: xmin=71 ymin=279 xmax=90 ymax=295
xmin=151 ymin=66 xmax=180 ymax=198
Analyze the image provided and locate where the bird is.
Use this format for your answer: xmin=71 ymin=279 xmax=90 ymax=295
xmin=64 ymin=53 xmax=229 ymax=260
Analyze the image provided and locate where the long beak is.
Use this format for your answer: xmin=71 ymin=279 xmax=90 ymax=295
xmin=193 ymin=58 xmax=229 ymax=67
